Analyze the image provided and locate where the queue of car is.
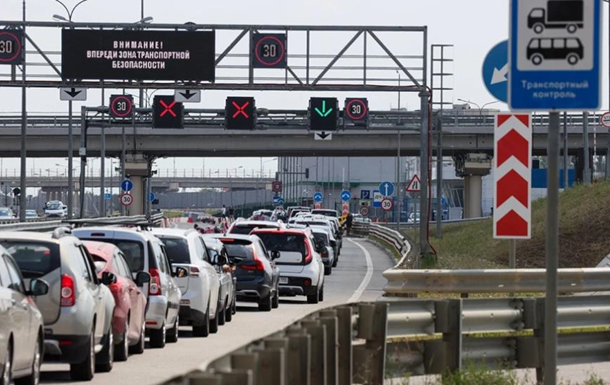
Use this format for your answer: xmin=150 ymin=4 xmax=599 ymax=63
xmin=0 ymin=208 xmax=344 ymax=384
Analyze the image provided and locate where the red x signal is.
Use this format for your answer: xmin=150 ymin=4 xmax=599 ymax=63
xmin=160 ymin=100 xmax=177 ymax=117
xmin=232 ymin=101 xmax=250 ymax=118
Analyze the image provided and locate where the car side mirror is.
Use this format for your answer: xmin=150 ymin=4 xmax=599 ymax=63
xmin=101 ymin=272 xmax=117 ymax=285
xmin=135 ymin=271 xmax=151 ymax=286
xmin=173 ymin=267 xmax=189 ymax=278
xmin=231 ymin=256 xmax=245 ymax=265
xmin=217 ymin=255 xmax=228 ymax=266
xmin=270 ymin=250 xmax=281 ymax=260
xmin=28 ymin=279 xmax=49 ymax=296
xmin=63 ymin=205 xmax=67 ymax=210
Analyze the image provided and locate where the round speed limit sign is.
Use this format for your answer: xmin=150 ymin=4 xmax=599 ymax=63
xmin=381 ymin=198 xmax=394 ymax=212
xmin=601 ymin=112 xmax=610 ymax=128
xmin=120 ymin=193 xmax=133 ymax=207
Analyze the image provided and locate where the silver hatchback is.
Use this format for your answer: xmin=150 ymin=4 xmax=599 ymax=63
xmin=0 ymin=247 xmax=48 ymax=385
xmin=0 ymin=229 xmax=116 ymax=381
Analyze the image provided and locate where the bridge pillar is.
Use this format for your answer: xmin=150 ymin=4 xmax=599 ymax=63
xmin=123 ymin=154 xmax=151 ymax=216
xmin=454 ymin=153 xmax=492 ymax=219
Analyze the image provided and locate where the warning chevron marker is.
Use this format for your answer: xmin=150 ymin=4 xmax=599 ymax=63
xmin=493 ymin=113 xmax=532 ymax=239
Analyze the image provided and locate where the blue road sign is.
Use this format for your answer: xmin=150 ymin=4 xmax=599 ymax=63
xmin=104 ymin=193 xmax=112 ymax=200
xmin=313 ymin=192 xmax=324 ymax=202
xmin=341 ymin=190 xmax=352 ymax=202
xmin=273 ymin=195 xmax=283 ymax=204
xmin=482 ymin=40 xmax=508 ymax=103
xmin=379 ymin=181 xmax=394 ymax=197
xmin=121 ymin=179 xmax=133 ymax=192
xmin=509 ymin=0 xmax=602 ymax=110
xmin=372 ymin=190 xmax=382 ymax=208
xmin=361 ymin=190 xmax=371 ymax=200
xmin=149 ymin=192 xmax=156 ymax=202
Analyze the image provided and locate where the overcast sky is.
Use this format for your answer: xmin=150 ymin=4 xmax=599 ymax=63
xmin=0 ymin=0 xmax=608 ymax=177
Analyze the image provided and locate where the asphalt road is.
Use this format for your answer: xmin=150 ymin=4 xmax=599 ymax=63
xmin=39 ymin=237 xmax=395 ymax=385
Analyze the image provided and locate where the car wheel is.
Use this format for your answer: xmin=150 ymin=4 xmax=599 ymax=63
xmin=258 ymin=292 xmax=272 ymax=312
xmin=114 ymin=319 xmax=129 ymax=362
xmin=567 ymin=54 xmax=579 ymax=65
xmin=15 ymin=335 xmax=42 ymax=385
xmin=332 ymin=256 xmax=338 ymax=267
xmin=166 ymin=316 xmax=179 ymax=343
xmin=272 ymin=289 xmax=279 ymax=309
xmin=307 ymin=287 xmax=320 ymax=304
xmin=129 ymin=321 xmax=146 ymax=355
xmin=70 ymin=328 xmax=95 ymax=381
xmin=225 ymin=300 xmax=233 ymax=322
xmin=218 ymin=300 xmax=226 ymax=326
xmin=149 ymin=322 xmax=166 ymax=349
xmin=96 ymin=326 xmax=114 ymax=373
xmin=193 ymin=301 xmax=210 ymax=337
xmin=210 ymin=301 xmax=220 ymax=333
xmin=324 ymin=266 xmax=332 ymax=275
xmin=232 ymin=296 xmax=237 ymax=315
xmin=531 ymin=54 xmax=543 ymax=66
xmin=1 ymin=341 xmax=12 ymax=385
xmin=533 ymin=23 xmax=544 ymax=34
xmin=567 ymin=24 xmax=577 ymax=33
xmin=318 ymin=286 xmax=324 ymax=302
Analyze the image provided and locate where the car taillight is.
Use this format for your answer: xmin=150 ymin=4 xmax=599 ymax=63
xmin=149 ymin=268 xmax=162 ymax=296
xmin=189 ymin=266 xmax=200 ymax=277
xmin=60 ymin=274 xmax=75 ymax=307
xmin=321 ymin=249 xmax=329 ymax=258
xmin=241 ymin=253 xmax=265 ymax=271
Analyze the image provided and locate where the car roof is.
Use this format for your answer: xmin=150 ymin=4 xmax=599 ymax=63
xmin=151 ymin=228 xmax=188 ymax=238
xmin=0 ymin=231 xmax=62 ymax=244
xmin=251 ymin=227 xmax=311 ymax=236
xmin=72 ymin=227 xmax=150 ymax=242
xmin=204 ymin=233 xmax=260 ymax=243
xmin=234 ymin=220 xmax=280 ymax=227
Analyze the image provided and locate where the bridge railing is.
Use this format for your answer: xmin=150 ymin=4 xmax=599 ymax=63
xmin=0 ymin=168 xmax=276 ymax=179
xmin=0 ymin=213 xmax=165 ymax=232
xmin=353 ymin=222 xmax=413 ymax=268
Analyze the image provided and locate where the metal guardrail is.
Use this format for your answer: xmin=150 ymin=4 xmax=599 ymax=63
xmin=383 ymin=268 xmax=610 ymax=295
xmin=0 ymin=213 xmax=165 ymax=232
xmin=385 ymin=295 xmax=610 ymax=382
xmin=353 ymin=223 xmax=413 ymax=268
xmin=161 ymin=302 xmax=388 ymax=385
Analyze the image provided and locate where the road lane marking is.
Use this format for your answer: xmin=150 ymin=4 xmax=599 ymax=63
xmin=347 ymin=238 xmax=373 ymax=303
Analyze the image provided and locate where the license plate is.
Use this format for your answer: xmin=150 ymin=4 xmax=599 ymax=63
xmin=279 ymin=277 xmax=289 ymax=284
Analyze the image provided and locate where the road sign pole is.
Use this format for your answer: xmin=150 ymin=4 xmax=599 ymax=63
xmin=19 ymin=0 xmax=26 ymax=222
xmin=68 ymin=99 xmax=73 ymax=218
xmin=79 ymin=106 xmax=86 ymax=218
xmin=583 ymin=112 xmax=590 ymax=184
xmin=419 ymin=90 xmax=430 ymax=254
xmin=436 ymin=113 xmax=443 ymax=238
xmin=607 ymin=126 xmax=610 ymax=180
xmin=100 ymin=125 xmax=106 ymax=217
xmin=545 ymin=111 xmax=560 ymax=385
xmin=396 ymin=130 xmax=401 ymax=231
xmin=564 ymin=112 xmax=569 ymax=188
xmin=121 ymin=125 xmax=126 ymax=216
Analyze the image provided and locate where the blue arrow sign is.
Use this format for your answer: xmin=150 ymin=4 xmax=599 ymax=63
xmin=149 ymin=192 xmax=156 ymax=202
xmin=361 ymin=190 xmax=371 ymax=199
xmin=273 ymin=195 xmax=282 ymax=204
xmin=341 ymin=190 xmax=352 ymax=202
xmin=509 ymin=0 xmax=602 ymax=110
xmin=121 ymin=179 xmax=133 ymax=192
xmin=104 ymin=193 xmax=112 ymax=200
xmin=313 ymin=192 xmax=324 ymax=202
xmin=482 ymin=40 xmax=508 ymax=103
xmin=379 ymin=181 xmax=394 ymax=197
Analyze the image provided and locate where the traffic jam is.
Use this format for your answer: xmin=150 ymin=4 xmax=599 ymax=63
xmin=0 ymin=207 xmax=347 ymax=384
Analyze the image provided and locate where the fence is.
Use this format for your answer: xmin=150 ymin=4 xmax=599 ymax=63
xmin=0 ymin=213 xmax=165 ymax=232
xmin=160 ymin=302 xmax=388 ymax=385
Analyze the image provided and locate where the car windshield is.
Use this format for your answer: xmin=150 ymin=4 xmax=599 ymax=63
xmin=311 ymin=210 xmax=337 ymax=218
xmin=47 ymin=202 xmax=63 ymax=210
xmin=0 ymin=241 xmax=60 ymax=278
xmin=313 ymin=232 xmax=329 ymax=246
xmin=256 ymin=233 xmax=306 ymax=256
xmin=26 ymin=210 xmax=37 ymax=216
xmin=0 ymin=209 xmax=11 ymax=216
xmin=158 ymin=237 xmax=191 ymax=264
xmin=89 ymin=239 xmax=144 ymax=272
xmin=223 ymin=243 xmax=255 ymax=260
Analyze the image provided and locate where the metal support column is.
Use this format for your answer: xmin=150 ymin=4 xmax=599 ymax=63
xmin=67 ymin=100 xmax=74 ymax=217
xmin=563 ymin=112 xmax=569 ymax=188
xmin=436 ymin=114 xmax=443 ymax=238
xmin=100 ymin=127 xmax=106 ymax=216
xmin=583 ymin=111 xmax=590 ymax=184
xmin=79 ymin=106 xmax=87 ymax=218
xmin=396 ymin=131 xmax=401 ymax=231
xmin=544 ymin=111 xmax=560 ymax=385
xmin=419 ymin=90 xmax=430 ymax=253
xmin=19 ymin=0 xmax=27 ymax=222
xmin=121 ymin=125 xmax=126 ymax=215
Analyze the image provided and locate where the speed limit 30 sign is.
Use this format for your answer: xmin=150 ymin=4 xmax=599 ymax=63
xmin=345 ymin=98 xmax=368 ymax=123
xmin=253 ymin=33 xmax=287 ymax=69
xmin=0 ymin=30 xmax=23 ymax=65
xmin=601 ymin=112 xmax=610 ymax=128
xmin=120 ymin=193 xmax=133 ymax=207
xmin=381 ymin=197 xmax=394 ymax=212
xmin=110 ymin=95 xmax=134 ymax=119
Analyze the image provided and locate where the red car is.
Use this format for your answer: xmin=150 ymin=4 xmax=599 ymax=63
xmin=84 ymin=241 xmax=150 ymax=361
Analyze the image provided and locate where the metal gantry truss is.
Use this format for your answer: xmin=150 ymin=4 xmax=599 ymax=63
xmin=0 ymin=21 xmax=427 ymax=93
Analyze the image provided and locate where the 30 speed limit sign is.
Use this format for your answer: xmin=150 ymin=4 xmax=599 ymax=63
xmin=381 ymin=198 xmax=394 ymax=212
xmin=120 ymin=193 xmax=133 ymax=207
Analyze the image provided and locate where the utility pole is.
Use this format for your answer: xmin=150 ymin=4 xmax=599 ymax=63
xmin=19 ymin=0 xmax=27 ymax=221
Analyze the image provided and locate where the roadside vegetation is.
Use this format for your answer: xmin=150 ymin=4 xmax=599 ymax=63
xmin=407 ymin=181 xmax=610 ymax=269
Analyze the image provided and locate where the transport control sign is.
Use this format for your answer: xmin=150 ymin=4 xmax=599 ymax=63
xmin=509 ymin=0 xmax=602 ymax=110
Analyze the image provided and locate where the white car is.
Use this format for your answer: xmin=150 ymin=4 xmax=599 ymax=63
xmin=44 ymin=201 xmax=68 ymax=218
xmin=251 ymin=227 xmax=325 ymax=304
xmin=152 ymin=229 xmax=222 ymax=337
xmin=352 ymin=213 xmax=371 ymax=224
xmin=201 ymin=237 xmax=236 ymax=322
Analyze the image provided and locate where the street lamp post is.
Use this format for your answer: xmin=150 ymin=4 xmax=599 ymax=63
xmin=457 ymin=99 xmax=500 ymax=125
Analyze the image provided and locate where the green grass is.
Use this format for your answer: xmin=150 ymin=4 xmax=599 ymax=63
xmin=368 ymin=235 xmax=402 ymax=262
xmin=162 ymin=210 xmax=186 ymax=219
xmin=407 ymin=181 xmax=610 ymax=270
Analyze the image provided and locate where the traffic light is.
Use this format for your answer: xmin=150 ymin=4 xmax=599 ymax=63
xmin=305 ymin=168 xmax=310 ymax=179
xmin=309 ymin=97 xmax=338 ymax=131
xmin=153 ymin=95 xmax=184 ymax=129
xmin=225 ymin=97 xmax=256 ymax=130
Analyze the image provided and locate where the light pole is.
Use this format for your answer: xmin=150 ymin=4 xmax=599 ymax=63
xmin=457 ymin=99 xmax=500 ymax=125
xmin=53 ymin=0 xmax=89 ymax=218
xmin=396 ymin=70 xmax=401 ymax=109
xmin=19 ymin=0 xmax=26 ymax=222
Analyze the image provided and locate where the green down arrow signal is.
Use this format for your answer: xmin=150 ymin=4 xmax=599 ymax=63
xmin=315 ymin=101 xmax=333 ymax=117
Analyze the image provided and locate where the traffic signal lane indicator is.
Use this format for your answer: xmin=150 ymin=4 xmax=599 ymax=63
xmin=160 ymin=100 xmax=177 ymax=117
xmin=315 ymin=100 xmax=333 ymax=117
xmin=493 ymin=113 xmax=532 ymax=239
xmin=232 ymin=101 xmax=250 ymax=118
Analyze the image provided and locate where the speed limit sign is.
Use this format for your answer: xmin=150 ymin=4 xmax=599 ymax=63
xmin=120 ymin=193 xmax=133 ymax=207
xmin=381 ymin=198 xmax=394 ymax=212
xmin=601 ymin=112 xmax=610 ymax=128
